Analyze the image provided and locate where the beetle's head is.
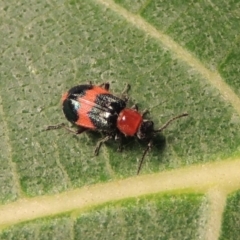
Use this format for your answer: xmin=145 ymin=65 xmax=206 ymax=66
xmin=136 ymin=120 xmax=154 ymax=140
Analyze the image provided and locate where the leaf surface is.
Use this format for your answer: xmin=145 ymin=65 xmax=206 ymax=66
xmin=0 ymin=0 xmax=240 ymax=239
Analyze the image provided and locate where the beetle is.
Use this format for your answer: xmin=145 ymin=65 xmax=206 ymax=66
xmin=46 ymin=82 xmax=188 ymax=174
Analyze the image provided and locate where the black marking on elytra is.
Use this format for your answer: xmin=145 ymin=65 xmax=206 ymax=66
xmin=87 ymin=94 xmax=126 ymax=131
xmin=67 ymin=84 xmax=93 ymax=99
xmin=62 ymin=85 xmax=93 ymax=124
xmin=88 ymin=106 xmax=114 ymax=131
xmin=62 ymin=99 xmax=80 ymax=123
xmin=95 ymin=94 xmax=126 ymax=114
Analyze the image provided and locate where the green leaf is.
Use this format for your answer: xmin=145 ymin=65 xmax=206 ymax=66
xmin=0 ymin=0 xmax=240 ymax=238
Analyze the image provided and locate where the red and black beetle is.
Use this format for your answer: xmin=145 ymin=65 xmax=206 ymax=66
xmin=47 ymin=83 xmax=188 ymax=174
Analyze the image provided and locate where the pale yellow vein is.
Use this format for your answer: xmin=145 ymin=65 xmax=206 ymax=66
xmin=96 ymin=0 xmax=240 ymax=115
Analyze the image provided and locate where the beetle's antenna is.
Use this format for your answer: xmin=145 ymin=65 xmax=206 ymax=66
xmin=137 ymin=140 xmax=153 ymax=175
xmin=154 ymin=113 xmax=188 ymax=133
xmin=137 ymin=113 xmax=188 ymax=174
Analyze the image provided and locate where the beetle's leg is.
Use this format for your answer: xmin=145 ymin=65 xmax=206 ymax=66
xmin=141 ymin=109 xmax=149 ymax=118
xmin=46 ymin=123 xmax=65 ymax=131
xmin=75 ymin=127 xmax=87 ymax=134
xmin=46 ymin=123 xmax=87 ymax=135
xmin=94 ymin=135 xmax=112 ymax=156
xmin=122 ymin=83 xmax=131 ymax=95
xmin=131 ymin=104 xmax=138 ymax=111
xmin=115 ymin=132 xmax=124 ymax=152
xmin=131 ymin=105 xmax=149 ymax=117
xmin=98 ymin=82 xmax=110 ymax=91
xmin=121 ymin=83 xmax=131 ymax=102
xmin=137 ymin=139 xmax=153 ymax=175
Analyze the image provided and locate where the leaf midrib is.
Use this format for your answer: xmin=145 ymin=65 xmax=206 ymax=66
xmin=0 ymin=158 xmax=240 ymax=229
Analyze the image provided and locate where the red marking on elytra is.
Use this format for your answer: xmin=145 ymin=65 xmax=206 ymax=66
xmin=75 ymin=86 xmax=110 ymax=129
